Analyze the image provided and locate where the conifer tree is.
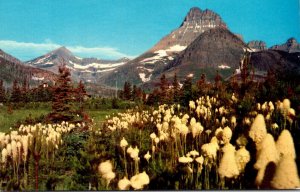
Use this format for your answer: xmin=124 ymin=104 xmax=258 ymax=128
xmin=123 ymin=81 xmax=132 ymax=100
xmin=132 ymin=85 xmax=138 ymax=101
xmin=21 ymin=77 xmax=29 ymax=102
xmin=172 ymin=73 xmax=180 ymax=102
xmin=0 ymin=80 xmax=6 ymax=103
xmin=48 ymin=64 xmax=76 ymax=123
xmin=181 ymin=76 xmax=192 ymax=106
xmin=197 ymin=73 xmax=207 ymax=95
xmin=10 ymin=79 xmax=21 ymax=102
xmin=75 ymin=80 xmax=87 ymax=111
xmin=158 ymin=74 xmax=169 ymax=103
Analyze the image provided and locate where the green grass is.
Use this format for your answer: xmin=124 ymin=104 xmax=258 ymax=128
xmin=88 ymin=109 xmax=123 ymax=128
xmin=0 ymin=106 xmax=50 ymax=133
xmin=0 ymin=105 xmax=122 ymax=133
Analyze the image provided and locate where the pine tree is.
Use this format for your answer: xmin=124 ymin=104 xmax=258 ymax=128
xmin=123 ymin=81 xmax=132 ymax=100
xmin=158 ymin=74 xmax=169 ymax=103
xmin=214 ymin=70 xmax=222 ymax=88
xmin=172 ymin=73 xmax=180 ymax=102
xmin=10 ymin=80 xmax=21 ymax=103
xmin=180 ymin=76 xmax=192 ymax=106
xmin=196 ymin=73 xmax=207 ymax=95
xmin=47 ymin=64 xmax=76 ymax=123
xmin=75 ymin=80 xmax=87 ymax=111
xmin=0 ymin=80 xmax=6 ymax=103
xmin=21 ymin=77 xmax=29 ymax=102
xmin=132 ymin=85 xmax=138 ymax=101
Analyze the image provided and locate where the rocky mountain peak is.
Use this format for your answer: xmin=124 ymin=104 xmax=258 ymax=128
xmin=51 ymin=46 xmax=73 ymax=58
xmin=287 ymin=38 xmax=297 ymax=47
xmin=247 ymin=40 xmax=267 ymax=51
xmin=150 ymin=7 xmax=227 ymax=52
xmin=180 ymin=7 xmax=202 ymax=24
xmin=271 ymin=37 xmax=300 ymax=53
xmin=180 ymin=7 xmax=227 ymax=28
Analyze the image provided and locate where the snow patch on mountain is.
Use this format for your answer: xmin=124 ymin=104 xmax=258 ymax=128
xmin=141 ymin=44 xmax=186 ymax=64
xmin=218 ymin=65 xmax=231 ymax=69
xmin=139 ymin=73 xmax=152 ymax=82
xmin=97 ymin=68 xmax=115 ymax=73
xmin=71 ymin=61 xmax=125 ymax=70
xmin=136 ymin=66 xmax=154 ymax=72
xmin=32 ymin=76 xmax=45 ymax=81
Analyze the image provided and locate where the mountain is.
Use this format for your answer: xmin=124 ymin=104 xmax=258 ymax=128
xmin=0 ymin=49 xmax=57 ymax=87
xmin=270 ymin=38 xmax=300 ymax=53
xmin=26 ymin=47 xmax=130 ymax=83
xmin=249 ymin=50 xmax=300 ymax=74
xmin=247 ymin=41 xmax=267 ymax=51
xmin=150 ymin=7 xmax=227 ymax=52
xmin=140 ymin=27 xmax=247 ymax=88
xmin=98 ymin=7 xmax=228 ymax=87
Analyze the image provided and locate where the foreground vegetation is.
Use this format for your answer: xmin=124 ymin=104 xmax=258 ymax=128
xmin=0 ymin=94 xmax=299 ymax=190
xmin=0 ymin=60 xmax=299 ymax=190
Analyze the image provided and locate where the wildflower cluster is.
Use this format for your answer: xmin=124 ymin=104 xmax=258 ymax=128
xmin=101 ymin=95 xmax=299 ymax=189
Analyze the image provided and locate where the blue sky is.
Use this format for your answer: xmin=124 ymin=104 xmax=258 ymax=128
xmin=0 ymin=0 xmax=299 ymax=61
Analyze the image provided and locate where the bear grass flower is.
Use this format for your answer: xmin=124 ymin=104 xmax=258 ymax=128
xmin=218 ymin=143 xmax=240 ymax=179
xmin=144 ymin=151 xmax=151 ymax=162
xmin=179 ymin=156 xmax=193 ymax=163
xmin=98 ymin=160 xmax=113 ymax=176
xmin=254 ymin=134 xmax=279 ymax=186
xmin=222 ymin=126 xmax=232 ymax=144
xmin=190 ymin=119 xmax=203 ymax=138
xmin=189 ymin=101 xmax=196 ymax=110
xmin=249 ymin=114 xmax=267 ymax=146
xmin=120 ymin=137 xmax=128 ymax=149
xmin=276 ymin=129 xmax=296 ymax=159
xmin=271 ymin=156 xmax=300 ymax=189
xmin=130 ymin=171 xmax=150 ymax=190
xmin=235 ymin=146 xmax=250 ymax=173
xmin=118 ymin=176 xmax=131 ymax=190
xmin=1 ymin=148 xmax=7 ymax=164
xmin=98 ymin=160 xmax=116 ymax=187
xmin=150 ymin=132 xmax=156 ymax=140
xmin=189 ymin=150 xmax=199 ymax=158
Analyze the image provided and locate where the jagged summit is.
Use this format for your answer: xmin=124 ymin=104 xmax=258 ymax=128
xmin=247 ymin=41 xmax=267 ymax=51
xmin=180 ymin=7 xmax=202 ymax=25
xmin=180 ymin=7 xmax=227 ymax=28
xmin=271 ymin=37 xmax=300 ymax=53
xmin=150 ymin=7 xmax=227 ymax=52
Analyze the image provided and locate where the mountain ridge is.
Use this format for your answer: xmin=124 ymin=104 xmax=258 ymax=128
xmin=26 ymin=46 xmax=130 ymax=83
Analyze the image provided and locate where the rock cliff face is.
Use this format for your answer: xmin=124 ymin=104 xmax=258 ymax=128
xmin=270 ymin=38 xmax=300 ymax=53
xmin=248 ymin=41 xmax=267 ymax=51
xmin=150 ymin=7 xmax=227 ymax=52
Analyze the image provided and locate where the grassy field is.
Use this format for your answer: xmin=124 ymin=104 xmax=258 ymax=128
xmin=0 ymin=105 xmax=121 ymax=133
xmin=86 ymin=109 xmax=123 ymax=128
xmin=0 ymin=106 xmax=50 ymax=133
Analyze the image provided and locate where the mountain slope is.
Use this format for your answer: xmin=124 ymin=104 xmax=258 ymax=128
xmin=250 ymin=50 xmax=300 ymax=74
xmin=0 ymin=49 xmax=57 ymax=86
xmin=98 ymin=7 xmax=228 ymax=87
xmin=26 ymin=47 xmax=130 ymax=83
xmin=139 ymin=27 xmax=247 ymax=88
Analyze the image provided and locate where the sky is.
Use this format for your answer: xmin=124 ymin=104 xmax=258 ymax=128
xmin=0 ymin=0 xmax=299 ymax=61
